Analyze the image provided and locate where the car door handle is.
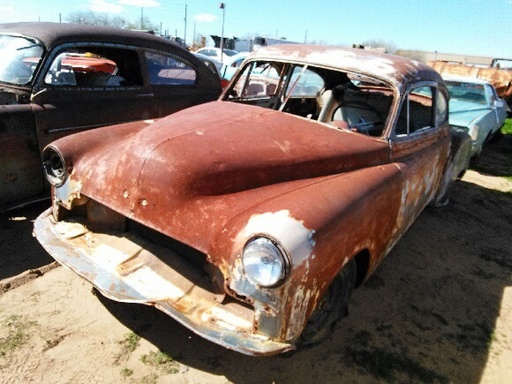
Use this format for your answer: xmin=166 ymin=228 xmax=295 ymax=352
xmin=137 ymin=93 xmax=154 ymax=98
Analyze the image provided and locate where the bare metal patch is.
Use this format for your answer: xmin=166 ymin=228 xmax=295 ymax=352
xmin=237 ymin=210 xmax=315 ymax=268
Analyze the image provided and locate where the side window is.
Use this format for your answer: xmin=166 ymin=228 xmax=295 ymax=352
xmin=231 ymin=61 xmax=281 ymax=98
xmin=44 ymin=46 xmax=143 ymax=87
xmin=284 ymin=65 xmax=323 ymax=97
xmin=485 ymin=84 xmax=497 ymax=104
xmin=395 ymin=86 xmax=435 ymax=136
xmin=145 ymin=51 xmax=196 ymax=85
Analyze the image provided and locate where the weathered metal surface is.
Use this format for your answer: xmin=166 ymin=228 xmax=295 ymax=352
xmin=34 ymin=45 xmax=455 ymax=355
xmin=34 ymin=208 xmax=293 ymax=355
xmin=244 ymin=44 xmax=443 ymax=93
xmin=429 ymin=60 xmax=512 ymax=105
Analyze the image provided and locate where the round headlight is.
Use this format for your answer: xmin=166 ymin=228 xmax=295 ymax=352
xmin=42 ymin=147 xmax=68 ymax=187
xmin=242 ymin=237 xmax=288 ymax=287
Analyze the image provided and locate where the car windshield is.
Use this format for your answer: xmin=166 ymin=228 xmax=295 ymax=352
xmin=0 ymin=35 xmax=44 ymax=85
xmin=446 ymin=81 xmax=487 ymax=105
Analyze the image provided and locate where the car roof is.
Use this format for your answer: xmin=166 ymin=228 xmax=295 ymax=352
xmin=442 ymin=74 xmax=492 ymax=86
xmin=0 ymin=22 xmax=182 ymax=52
xmin=246 ymin=44 xmax=443 ymax=92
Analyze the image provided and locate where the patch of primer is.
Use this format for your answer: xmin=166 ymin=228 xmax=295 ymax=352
xmin=238 ymin=210 xmax=315 ymax=267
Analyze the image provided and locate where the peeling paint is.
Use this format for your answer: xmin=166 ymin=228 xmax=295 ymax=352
xmin=237 ymin=210 xmax=315 ymax=268
xmin=54 ymin=173 xmax=82 ymax=210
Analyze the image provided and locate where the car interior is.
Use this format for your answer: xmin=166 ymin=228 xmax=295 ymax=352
xmin=226 ymin=60 xmax=438 ymax=138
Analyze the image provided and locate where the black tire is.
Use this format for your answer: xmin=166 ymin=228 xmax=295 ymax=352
xmin=298 ymin=259 xmax=356 ymax=347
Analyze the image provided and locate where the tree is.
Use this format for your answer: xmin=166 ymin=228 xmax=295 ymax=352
xmin=66 ymin=11 xmax=121 ymax=26
xmin=66 ymin=11 xmax=159 ymax=33
xmin=361 ymin=39 xmax=397 ymax=54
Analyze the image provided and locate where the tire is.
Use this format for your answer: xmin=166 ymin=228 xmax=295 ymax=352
xmin=298 ymin=259 xmax=356 ymax=347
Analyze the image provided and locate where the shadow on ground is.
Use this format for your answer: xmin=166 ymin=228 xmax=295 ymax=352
xmin=470 ymin=133 xmax=512 ymax=177
xmin=0 ymin=200 xmax=53 ymax=280
xmin=98 ymin=176 xmax=512 ymax=383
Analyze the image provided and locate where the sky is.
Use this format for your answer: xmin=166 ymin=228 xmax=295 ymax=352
xmin=0 ymin=0 xmax=511 ymax=58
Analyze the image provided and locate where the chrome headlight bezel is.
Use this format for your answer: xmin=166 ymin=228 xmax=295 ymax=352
xmin=42 ymin=146 xmax=68 ymax=187
xmin=242 ymin=236 xmax=290 ymax=288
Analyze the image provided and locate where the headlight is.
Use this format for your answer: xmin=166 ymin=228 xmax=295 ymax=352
xmin=242 ymin=237 xmax=288 ymax=287
xmin=450 ymin=125 xmax=468 ymax=133
xmin=469 ymin=125 xmax=479 ymax=142
xmin=42 ymin=147 xmax=68 ymax=187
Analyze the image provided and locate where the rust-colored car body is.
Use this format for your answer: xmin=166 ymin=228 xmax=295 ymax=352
xmin=34 ymin=45 xmax=461 ymax=356
xmin=0 ymin=22 xmax=221 ymax=210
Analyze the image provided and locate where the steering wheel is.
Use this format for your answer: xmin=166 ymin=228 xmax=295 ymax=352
xmin=336 ymin=101 xmax=384 ymax=136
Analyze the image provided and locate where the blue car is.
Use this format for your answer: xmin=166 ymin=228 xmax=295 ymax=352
xmin=444 ymin=75 xmax=507 ymax=157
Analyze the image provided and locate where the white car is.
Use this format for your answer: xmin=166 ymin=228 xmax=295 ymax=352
xmin=219 ymin=52 xmax=248 ymax=80
xmin=444 ymin=75 xmax=507 ymax=157
xmin=194 ymin=47 xmax=238 ymax=63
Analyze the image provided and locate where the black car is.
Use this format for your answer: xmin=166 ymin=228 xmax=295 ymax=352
xmin=0 ymin=22 xmax=221 ymax=209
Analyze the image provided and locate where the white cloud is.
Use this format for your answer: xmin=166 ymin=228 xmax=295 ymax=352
xmin=119 ymin=0 xmax=160 ymax=7
xmin=90 ymin=0 xmax=124 ymax=13
xmin=194 ymin=13 xmax=217 ymax=23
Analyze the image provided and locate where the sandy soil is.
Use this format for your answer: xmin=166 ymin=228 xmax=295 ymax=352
xmin=0 ymin=136 xmax=511 ymax=384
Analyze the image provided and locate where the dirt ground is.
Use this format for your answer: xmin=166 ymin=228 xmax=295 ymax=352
xmin=0 ymin=136 xmax=511 ymax=384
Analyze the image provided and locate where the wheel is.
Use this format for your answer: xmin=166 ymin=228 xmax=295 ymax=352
xmin=298 ymin=259 xmax=356 ymax=347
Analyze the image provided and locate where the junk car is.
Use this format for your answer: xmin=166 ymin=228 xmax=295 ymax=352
xmin=34 ymin=45 xmax=467 ymax=356
xmin=0 ymin=22 xmax=221 ymax=210
xmin=443 ymin=75 xmax=507 ymax=158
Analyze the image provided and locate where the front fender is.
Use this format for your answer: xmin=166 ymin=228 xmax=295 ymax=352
xmin=217 ymin=163 xmax=404 ymax=342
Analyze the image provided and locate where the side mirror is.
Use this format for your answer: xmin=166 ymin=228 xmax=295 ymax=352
xmin=494 ymin=99 xmax=504 ymax=108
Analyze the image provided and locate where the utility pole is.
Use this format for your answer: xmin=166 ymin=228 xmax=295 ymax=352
xmin=219 ymin=3 xmax=225 ymax=62
xmin=193 ymin=21 xmax=197 ymax=48
xmin=184 ymin=5 xmax=187 ymax=45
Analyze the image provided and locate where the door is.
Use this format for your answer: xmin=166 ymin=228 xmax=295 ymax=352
xmin=31 ymin=43 xmax=156 ymax=152
xmin=390 ymin=84 xmax=450 ymax=233
xmin=0 ymin=105 xmax=44 ymax=208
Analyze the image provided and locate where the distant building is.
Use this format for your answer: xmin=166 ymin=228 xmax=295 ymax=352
xmin=210 ymin=35 xmax=300 ymax=53
xmin=396 ymin=50 xmax=496 ymax=66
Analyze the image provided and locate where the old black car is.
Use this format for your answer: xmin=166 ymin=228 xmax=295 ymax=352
xmin=0 ymin=22 xmax=221 ymax=209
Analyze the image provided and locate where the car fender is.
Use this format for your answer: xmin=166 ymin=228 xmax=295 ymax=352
xmin=216 ymin=163 xmax=404 ymax=342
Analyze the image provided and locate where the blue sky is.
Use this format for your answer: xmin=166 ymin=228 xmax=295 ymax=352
xmin=1 ymin=0 xmax=511 ymax=58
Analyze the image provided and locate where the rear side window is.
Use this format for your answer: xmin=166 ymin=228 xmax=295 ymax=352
xmin=44 ymin=45 xmax=143 ymax=87
xmin=145 ymin=51 xmax=196 ymax=85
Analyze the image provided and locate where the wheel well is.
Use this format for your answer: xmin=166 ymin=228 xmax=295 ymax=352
xmin=353 ymin=250 xmax=370 ymax=288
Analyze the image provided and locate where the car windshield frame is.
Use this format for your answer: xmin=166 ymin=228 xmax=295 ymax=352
xmin=0 ymin=34 xmax=44 ymax=86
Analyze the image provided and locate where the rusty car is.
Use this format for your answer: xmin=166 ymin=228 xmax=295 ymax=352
xmin=34 ymin=45 xmax=466 ymax=356
xmin=0 ymin=22 xmax=221 ymax=210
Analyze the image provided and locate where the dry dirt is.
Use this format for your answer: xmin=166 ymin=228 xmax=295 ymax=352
xmin=0 ymin=136 xmax=511 ymax=384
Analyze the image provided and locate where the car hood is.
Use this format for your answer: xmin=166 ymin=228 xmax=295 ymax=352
xmin=57 ymin=101 xmax=391 ymax=254
xmin=449 ymin=99 xmax=491 ymax=127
